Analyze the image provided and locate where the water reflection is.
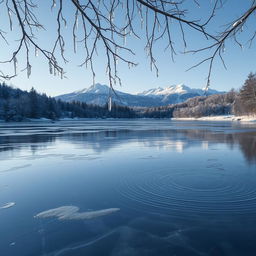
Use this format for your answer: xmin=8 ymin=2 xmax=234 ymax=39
xmin=1 ymin=120 xmax=256 ymax=256
xmin=0 ymin=121 xmax=256 ymax=163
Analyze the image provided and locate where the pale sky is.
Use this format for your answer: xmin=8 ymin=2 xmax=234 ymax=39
xmin=1 ymin=0 xmax=255 ymax=96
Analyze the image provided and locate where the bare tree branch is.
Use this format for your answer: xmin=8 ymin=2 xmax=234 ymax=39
xmin=0 ymin=0 xmax=255 ymax=91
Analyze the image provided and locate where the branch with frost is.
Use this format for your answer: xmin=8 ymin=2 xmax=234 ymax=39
xmin=0 ymin=0 xmax=255 ymax=91
xmin=0 ymin=0 xmax=64 ymax=80
xmin=187 ymin=1 xmax=256 ymax=90
xmin=0 ymin=0 xmax=214 ymax=85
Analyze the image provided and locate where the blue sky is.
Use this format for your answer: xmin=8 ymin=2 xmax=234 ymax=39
xmin=1 ymin=0 xmax=255 ymax=96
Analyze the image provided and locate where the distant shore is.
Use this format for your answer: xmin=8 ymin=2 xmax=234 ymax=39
xmin=172 ymin=115 xmax=256 ymax=123
xmin=1 ymin=115 xmax=256 ymax=123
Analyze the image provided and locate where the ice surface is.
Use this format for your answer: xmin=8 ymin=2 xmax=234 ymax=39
xmin=53 ymin=229 xmax=117 ymax=256
xmin=35 ymin=206 xmax=120 ymax=220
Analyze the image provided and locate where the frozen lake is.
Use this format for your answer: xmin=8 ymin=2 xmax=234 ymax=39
xmin=0 ymin=119 xmax=256 ymax=256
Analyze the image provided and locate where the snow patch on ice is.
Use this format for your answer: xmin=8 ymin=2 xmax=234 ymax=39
xmin=34 ymin=206 xmax=120 ymax=220
xmin=0 ymin=202 xmax=15 ymax=209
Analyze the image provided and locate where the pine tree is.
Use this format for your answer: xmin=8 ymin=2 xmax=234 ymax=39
xmin=29 ymin=87 xmax=38 ymax=118
xmin=239 ymin=73 xmax=256 ymax=115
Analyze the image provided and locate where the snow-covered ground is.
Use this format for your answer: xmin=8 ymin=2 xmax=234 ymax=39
xmin=172 ymin=115 xmax=256 ymax=123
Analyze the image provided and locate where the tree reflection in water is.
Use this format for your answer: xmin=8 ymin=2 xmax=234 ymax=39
xmin=0 ymin=121 xmax=255 ymax=164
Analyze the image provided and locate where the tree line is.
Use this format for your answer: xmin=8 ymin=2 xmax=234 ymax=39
xmin=0 ymin=83 xmax=136 ymax=121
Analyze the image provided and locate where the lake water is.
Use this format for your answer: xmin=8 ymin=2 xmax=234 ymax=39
xmin=0 ymin=120 xmax=256 ymax=256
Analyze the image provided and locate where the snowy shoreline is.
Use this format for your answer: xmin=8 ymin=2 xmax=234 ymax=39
xmin=1 ymin=115 xmax=256 ymax=123
xmin=172 ymin=115 xmax=256 ymax=123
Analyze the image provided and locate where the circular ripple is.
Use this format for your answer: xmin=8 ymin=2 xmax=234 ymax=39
xmin=116 ymin=166 xmax=256 ymax=217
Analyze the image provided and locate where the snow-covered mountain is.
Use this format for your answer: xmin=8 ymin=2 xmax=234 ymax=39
xmin=138 ymin=84 xmax=220 ymax=97
xmin=56 ymin=83 xmax=224 ymax=107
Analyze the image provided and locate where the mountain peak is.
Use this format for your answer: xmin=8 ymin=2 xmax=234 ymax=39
xmin=88 ymin=83 xmax=109 ymax=93
xmin=75 ymin=83 xmax=110 ymax=94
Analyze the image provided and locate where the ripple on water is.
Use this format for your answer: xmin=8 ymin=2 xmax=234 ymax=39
xmin=117 ymin=166 xmax=256 ymax=217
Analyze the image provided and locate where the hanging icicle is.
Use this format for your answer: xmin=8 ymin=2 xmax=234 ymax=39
xmin=53 ymin=64 xmax=57 ymax=76
xmin=108 ymin=95 xmax=112 ymax=112
xmin=35 ymin=47 xmax=39 ymax=57
xmin=49 ymin=61 xmax=53 ymax=74
xmin=13 ymin=56 xmax=17 ymax=75
xmin=75 ymin=14 xmax=79 ymax=30
xmin=27 ymin=63 xmax=32 ymax=78
xmin=60 ymin=68 xmax=64 ymax=79
xmin=141 ymin=17 xmax=144 ymax=29
xmin=92 ymin=74 xmax=95 ymax=86
xmin=73 ymin=35 xmax=77 ymax=53
xmin=8 ymin=9 xmax=13 ymax=31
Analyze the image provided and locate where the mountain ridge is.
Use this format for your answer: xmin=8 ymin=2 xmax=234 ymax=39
xmin=56 ymin=83 xmax=224 ymax=107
